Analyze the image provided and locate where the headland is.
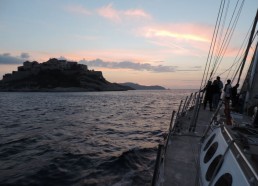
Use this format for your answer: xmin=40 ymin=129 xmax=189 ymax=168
xmin=0 ymin=58 xmax=132 ymax=92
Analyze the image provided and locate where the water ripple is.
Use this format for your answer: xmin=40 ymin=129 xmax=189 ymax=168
xmin=0 ymin=90 xmax=194 ymax=185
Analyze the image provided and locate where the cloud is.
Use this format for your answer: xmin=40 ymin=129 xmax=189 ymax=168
xmin=139 ymin=23 xmax=211 ymax=43
xmin=124 ymin=9 xmax=151 ymax=18
xmin=97 ymin=4 xmax=120 ymax=22
xmin=144 ymin=28 xmax=209 ymax=42
xmin=0 ymin=53 xmax=30 ymax=64
xmin=65 ymin=3 xmax=151 ymax=23
xmin=192 ymin=66 xmax=202 ymax=69
xmin=97 ymin=3 xmax=151 ymax=23
xmin=20 ymin=53 xmax=30 ymax=59
xmin=133 ymin=23 xmax=214 ymax=57
xmin=79 ymin=58 xmax=177 ymax=72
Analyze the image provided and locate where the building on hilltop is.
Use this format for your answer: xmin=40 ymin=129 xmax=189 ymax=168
xmin=2 ymin=58 xmax=91 ymax=82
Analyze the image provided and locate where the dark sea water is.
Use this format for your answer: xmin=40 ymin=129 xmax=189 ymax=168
xmin=0 ymin=90 xmax=194 ymax=186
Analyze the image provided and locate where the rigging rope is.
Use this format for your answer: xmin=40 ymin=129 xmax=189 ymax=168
xmin=200 ymin=0 xmax=225 ymax=90
xmin=214 ymin=1 xmax=245 ymax=79
xmin=210 ymin=0 xmax=245 ymax=80
xmin=237 ymin=10 xmax=258 ymax=84
xmin=204 ymin=0 xmax=226 ymax=85
xmin=226 ymin=24 xmax=254 ymax=82
xmin=209 ymin=0 xmax=232 ymax=79
xmin=201 ymin=0 xmax=245 ymax=89
xmin=214 ymin=0 xmax=231 ymax=61
xmin=231 ymin=31 xmax=258 ymax=83
xmin=214 ymin=1 xmax=251 ymax=82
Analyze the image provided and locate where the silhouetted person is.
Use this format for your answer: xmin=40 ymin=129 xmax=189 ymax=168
xmin=224 ymin=79 xmax=232 ymax=125
xmin=231 ymin=83 xmax=239 ymax=107
xmin=238 ymin=92 xmax=246 ymax=114
xmin=203 ymin=81 xmax=213 ymax=111
xmin=217 ymin=76 xmax=223 ymax=99
xmin=212 ymin=80 xmax=220 ymax=109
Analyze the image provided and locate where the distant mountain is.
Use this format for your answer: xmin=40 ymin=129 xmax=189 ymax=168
xmin=119 ymin=82 xmax=166 ymax=90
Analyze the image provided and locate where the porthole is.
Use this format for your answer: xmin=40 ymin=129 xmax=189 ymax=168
xmin=204 ymin=142 xmax=218 ymax=163
xmin=203 ymin=133 xmax=216 ymax=151
xmin=214 ymin=173 xmax=232 ymax=186
xmin=206 ymin=155 xmax=223 ymax=181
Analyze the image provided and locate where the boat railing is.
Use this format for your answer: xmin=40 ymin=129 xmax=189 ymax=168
xmin=164 ymin=110 xmax=176 ymax=153
xmin=152 ymin=91 xmax=199 ymax=185
xmin=151 ymin=109 xmax=177 ymax=186
xmin=170 ymin=91 xmax=200 ymax=134
xmin=176 ymin=91 xmax=198 ymax=120
xmin=189 ymin=91 xmax=203 ymax=132
xmin=151 ymin=144 xmax=164 ymax=186
xmin=176 ymin=100 xmax=183 ymax=118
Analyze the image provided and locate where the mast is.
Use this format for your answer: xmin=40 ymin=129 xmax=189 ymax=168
xmin=244 ymin=40 xmax=258 ymax=113
xmin=238 ymin=9 xmax=258 ymax=114
xmin=237 ymin=9 xmax=258 ymax=85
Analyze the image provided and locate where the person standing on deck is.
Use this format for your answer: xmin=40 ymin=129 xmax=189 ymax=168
xmin=231 ymin=83 xmax=239 ymax=108
xmin=203 ymin=81 xmax=214 ymax=111
xmin=217 ymin=76 xmax=223 ymax=98
xmin=212 ymin=80 xmax=220 ymax=109
xmin=224 ymin=79 xmax=232 ymax=125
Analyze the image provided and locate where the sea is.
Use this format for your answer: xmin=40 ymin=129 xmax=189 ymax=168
xmin=0 ymin=89 xmax=195 ymax=186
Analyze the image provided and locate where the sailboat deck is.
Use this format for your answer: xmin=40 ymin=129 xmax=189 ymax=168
xmin=163 ymin=108 xmax=213 ymax=186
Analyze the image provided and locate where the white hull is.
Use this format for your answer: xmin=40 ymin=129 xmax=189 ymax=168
xmin=200 ymin=126 xmax=258 ymax=186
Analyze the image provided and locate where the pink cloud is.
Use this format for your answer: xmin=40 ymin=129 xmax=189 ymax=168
xmin=97 ymin=3 xmax=151 ymax=23
xmin=124 ymin=9 xmax=151 ymax=19
xmin=141 ymin=23 xmax=212 ymax=42
xmin=19 ymin=49 xmax=159 ymax=64
xmin=97 ymin=3 xmax=120 ymax=22
xmin=134 ymin=23 xmax=215 ymax=57
xmin=75 ymin=49 xmax=158 ymax=62
xmin=145 ymin=29 xmax=209 ymax=42
xmin=137 ymin=23 xmax=246 ymax=58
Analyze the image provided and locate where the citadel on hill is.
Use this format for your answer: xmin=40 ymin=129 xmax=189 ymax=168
xmin=3 ymin=58 xmax=92 ymax=82
xmin=0 ymin=58 xmax=131 ymax=91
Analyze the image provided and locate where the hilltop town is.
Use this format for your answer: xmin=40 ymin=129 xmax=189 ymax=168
xmin=0 ymin=58 xmax=131 ymax=92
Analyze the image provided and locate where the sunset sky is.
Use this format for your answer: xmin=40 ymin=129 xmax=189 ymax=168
xmin=0 ymin=0 xmax=257 ymax=88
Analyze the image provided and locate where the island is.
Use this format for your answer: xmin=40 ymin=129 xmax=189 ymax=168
xmin=0 ymin=58 xmax=132 ymax=92
xmin=119 ymin=82 xmax=166 ymax=90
